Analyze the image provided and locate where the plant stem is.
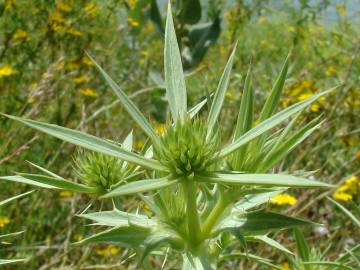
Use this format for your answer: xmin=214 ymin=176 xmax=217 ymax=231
xmin=183 ymin=179 xmax=201 ymax=249
xmin=201 ymin=191 xmax=228 ymax=240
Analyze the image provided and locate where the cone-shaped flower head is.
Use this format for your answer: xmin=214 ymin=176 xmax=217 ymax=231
xmin=154 ymin=117 xmax=220 ymax=179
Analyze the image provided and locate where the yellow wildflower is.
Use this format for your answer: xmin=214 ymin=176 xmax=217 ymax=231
xmin=73 ymin=75 xmax=90 ymax=84
xmin=56 ymin=2 xmax=72 ymax=13
xmin=134 ymin=140 xmax=144 ymax=150
xmin=260 ymin=40 xmax=269 ymax=49
xmin=82 ymin=56 xmax=94 ymax=66
xmin=96 ymin=245 xmax=120 ymax=257
xmin=5 ymin=0 xmax=16 ymax=10
xmin=127 ymin=0 xmax=137 ymax=8
xmin=51 ymin=23 xmax=66 ymax=33
xmin=325 ymin=66 xmax=336 ymax=77
xmin=66 ymin=61 xmax=80 ymax=70
xmin=66 ymin=27 xmax=83 ymax=36
xmin=27 ymin=97 xmax=35 ymax=104
xmin=84 ymin=3 xmax=98 ymax=16
xmin=12 ymin=29 xmax=28 ymax=40
xmin=154 ymin=123 xmax=166 ymax=135
xmin=298 ymin=92 xmax=313 ymax=101
xmin=73 ymin=234 xmax=83 ymax=241
xmin=270 ymin=194 xmax=297 ymax=206
xmin=333 ymin=192 xmax=352 ymax=202
xmin=59 ymin=191 xmax=73 ymax=197
xmin=0 ymin=64 xmax=16 ymax=77
xmin=257 ymin=17 xmax=267 ymax=24
xmin=336 ymin=4 xmax=346 ymax=17
xmin=0 ymin=216 xmax=10 ymax=228
xmin=225 ymin=92 xmax=233 ymax=100
xmin=287 ymin=26 xmax=296 ymax=33
xmin=333 ymin=176 xmax=359 ymax=201
xmin=79 ymin=87 xmax=98 ymax=98
xmin=49 ymin=11 xmax=66 ymax=23
xmin=128 ymin=18 xmax=140 ymax=27
xmin=310 ymin=103 xmax=321 ymax=112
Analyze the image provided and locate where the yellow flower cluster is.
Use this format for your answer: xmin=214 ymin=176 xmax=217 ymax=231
xmin=59 ymin=191 xmax=73 ymax=198
xmin=154 ymin=123 xmax=166 ymax=135
xmin=48 ymin=2 xmax=83 ymax=36
xmin=0 ymin=64 xmax=16 ymax=77
xmin=79 ymin=87 xmax=98 ymax=98
xmin=333 ymin=176 xmax=359 ymax=202
xmin=283 ymin=79 xmax=323 ymax=112
xmin=128 ymin=18 xmax=140 ymax=27
xmin=96 ymin=245 xmax=120 ymax=257
xmin=0 ymin=216 xmax=10 ymax=228
xmin=270 ymin=193 xmax=297 ymax=206
xmin=84 ymin=3 xmax=98 ymax=17
xmin=12 ymin=29 xmax=28 ymax=40
xmin=73 ymin=75 xmax=90 ymax=84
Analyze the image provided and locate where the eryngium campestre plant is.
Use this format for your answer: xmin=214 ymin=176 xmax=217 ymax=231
xmin=0 ymin=3 xmax=337 ymax=269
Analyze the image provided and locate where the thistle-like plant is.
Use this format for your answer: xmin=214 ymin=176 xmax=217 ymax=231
xmin=0 ymin=3 xmax=337 ymax=269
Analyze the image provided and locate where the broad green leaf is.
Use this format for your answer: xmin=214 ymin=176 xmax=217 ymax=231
xmin=179 ymin=0 xmax=201 ymax=25
xmin=78 ymin=225 xmax=151 ymax=247
xmin=247 ymin=235 xmax=293 ymax=255
xmin=233 ymin=66 xmax=253 ymax=168
xmin=207 ymin=42 xmax=237 ymax=137
xmin=79 ymin=209 xmax=156 ymax=227
xmin=220 ymin=253 xmax=281 ymax=270
xmin=164 ymin=2 xmax=187 ymax=122
xmin=2 ymin=114 xmax=166 ymax=171
xmin=182 ymin=252 xmax=215 ymax=270
xmin=198 ymin=172 xmax=332 ymax=188
xmin=219 ymin=87 xmax=335 ymax=158
xmin=294 ymin=229 xmax=311 ymax=263
xmin=218 ymin=210 xmax=314 ymax=234
xmin=101 ymin=176 xmax=179 ymax=198
xmin=0 ymin=174 xmax=95 ymax=194
xmin=328 ymin=197 xmax=360 ymax=228
xmin=149 ymin=0 xmax=164 ymax=33
xmin=0 ymin=190 xmax=34 ymax=207
xmin=87 ymin=54 xmax=159 ymax=143
xmin=258 ymin=119 xmax=322 ymax=172
xmin=0 ymin=231 xmax=24 ymax=241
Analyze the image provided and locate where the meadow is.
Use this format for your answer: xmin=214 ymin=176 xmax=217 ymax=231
xmin=0 ymin=0 xmax=359 ymax=269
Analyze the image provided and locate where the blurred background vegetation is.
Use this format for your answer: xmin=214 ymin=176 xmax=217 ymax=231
xmin=0 ymin=0 xmax=359 ymax=269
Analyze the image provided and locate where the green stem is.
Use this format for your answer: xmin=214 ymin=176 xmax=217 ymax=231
xmin=201 ymin=191 xmax=229 ymax=240
xmin=183 ymin=179 xmax=201 ymax=249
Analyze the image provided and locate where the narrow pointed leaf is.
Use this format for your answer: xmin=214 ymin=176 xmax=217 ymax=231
xmin=2 ymin=114 xmax=166 ymax=171
xmin=79 ymin=209 xmax=156 ymax=227
xmin=259 ymin=120 xmax=322 ymax=172
xmin=220 ymin=253 xmax=281 ymax=270
xmin=219 ymin=87 xmax=335 ymax=158
xmin=0 ymin=259 xmax=26 ymax=265
xmin=0 ymin=231 xmax=24 ymax=240
xmin=0 ymin=190 xmax=34 ymax=207
xmin=164 ymin=2 xmax=187 ymax=121
xmin=26 ymin=161 xmax=62 ymax=179
xmin=101 ymin=176 xmax=179 ymax=198
xmin=294 ymin=229 xmax=311 ymax=262
xmin=198 ymin=172 xmax=333 ymax=187
xmin=303 ymin=262 xmax=356 ymax=270
xmin=207 ymin=43 xmax=237 ymax=137
xmin=0 ymin=174 xmax=95 ymax=193
xmin=87 ymin=54 xmax=158 ymax=142
xmin=248 ymin=235 xmax=293 ymax=255
xmin=328 ymin=197 xmax=360 ymax=228
xmin=78 ymin=225 xmax=151 ymax=247
xmin=233 ymin=66 xmax=253 ymax=168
